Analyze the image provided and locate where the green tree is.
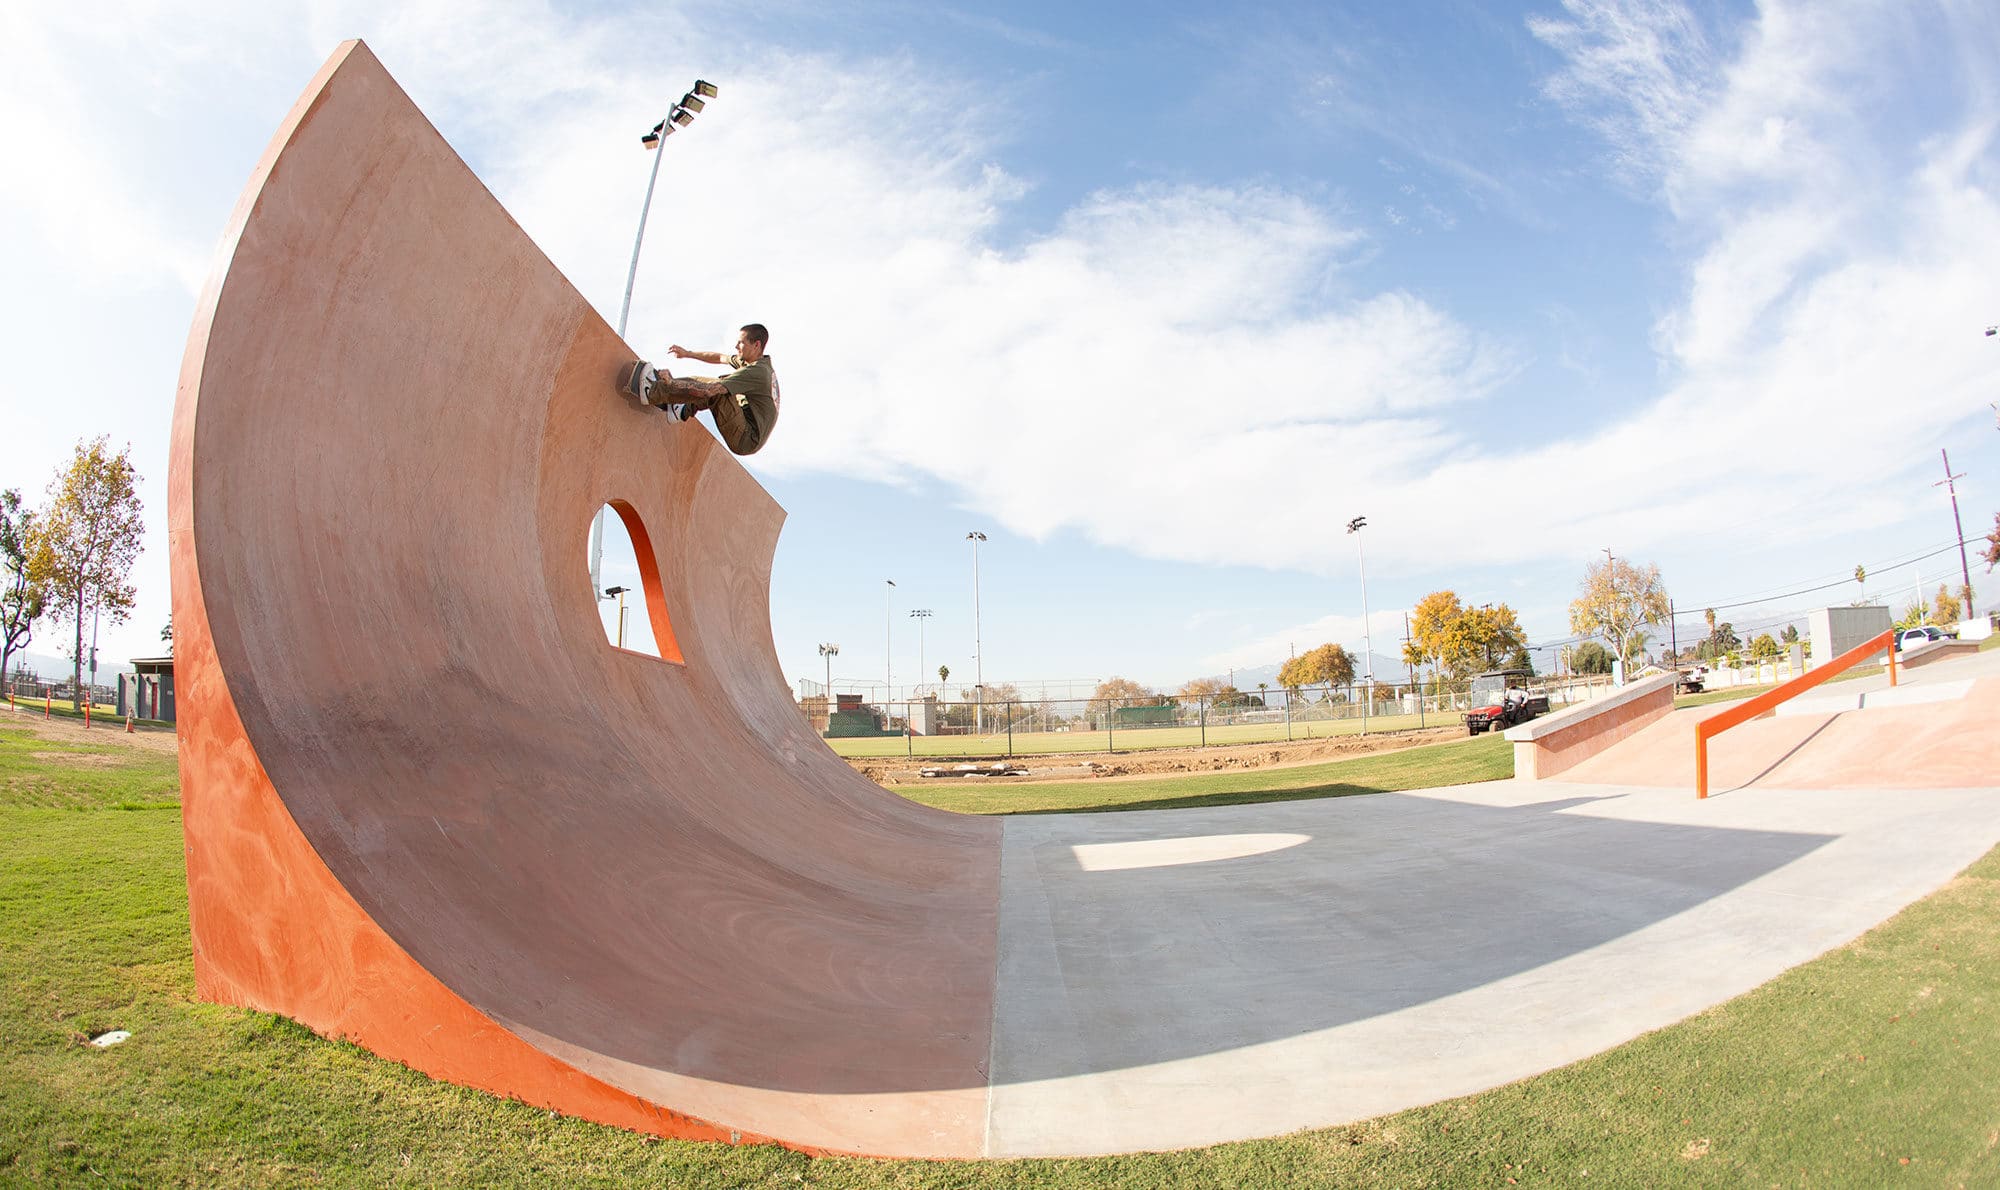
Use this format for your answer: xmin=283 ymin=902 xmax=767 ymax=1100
xmin=1568 ymin=556 xmax=1671 ymax=673
xmin=1780 ymin=624 xmax=1799 ymax=645
xmin=25 ymin=438 xmax=144 ymax=708
xmin=1210 ymin=685 xmax=1262 ymax=710
xmin=1854 ymin=563 xmax=1868 ymax=605
xmin=1750 ymin=633 xmax=1780 ymax=660
xmin=937 ymin=664 xmax=949 ymax=685
xmin=1701 ymin=621 xmax=1740 ymax=660
xmin=1 ymin=489 xmax=47 ymax=688
xmin=1573 ymin=641 xmax=1615 ymax=674
xmin=1986 ymin=513 xmax=2000 ymax=572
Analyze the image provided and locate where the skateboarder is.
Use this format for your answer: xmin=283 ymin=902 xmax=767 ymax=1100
xmin=622 ymin=324 xmax=780 ymax=457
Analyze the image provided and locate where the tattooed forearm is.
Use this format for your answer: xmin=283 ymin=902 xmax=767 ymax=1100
xmin=658 ymin=376 xmax=729 ymax=400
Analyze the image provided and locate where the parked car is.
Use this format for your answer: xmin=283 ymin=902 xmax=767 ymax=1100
xmin=1898 ymin=626 xmax=1946 ymax=651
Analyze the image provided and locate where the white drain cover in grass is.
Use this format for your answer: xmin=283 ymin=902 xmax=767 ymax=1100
xmin=88 ymin=1030 xmax=132 ymax=1048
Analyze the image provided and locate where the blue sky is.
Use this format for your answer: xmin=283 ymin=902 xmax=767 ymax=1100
xmin=8 ymin=1 xmax=2000 ymax=696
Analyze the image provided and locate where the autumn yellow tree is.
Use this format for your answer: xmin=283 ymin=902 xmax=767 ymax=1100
xmin=26 ymin=438 xmax=143 ymax=707
xmin=1929 ymin=584 xmax=1962 ymax=627
xmin=1407 ymin=590 xmax=1463 ymax=681
xmin=1278 ymin=643 xmax=1355 ymax=700
xmin=1177 ymin=676 xmax=1228 ymax=699
xmin=1089 ymin=676 xmax=1156 ymax=718
xmin=1409 ymin=590 xmax=1528 ymax=680
xmin=1568 ymin=556 xmax=1670 ymax=674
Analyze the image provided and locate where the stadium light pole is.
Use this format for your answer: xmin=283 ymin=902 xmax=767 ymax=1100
xmin=818 ymin=641 xmax=839 ymax=697
xmin=589 ymin=79 xmax=720 ymax=598
xmin=967 ymin=531 xmax=987 ymax=732
xmin=1346 ymin=517 xmax=1374 ymax=726
xmin=885 ymin=579 xmax=896 ymax=698
xmin=603 ymin=585 xmax=629 ymax=648
xmin=910 ymin=609 xmax=933 ymax=694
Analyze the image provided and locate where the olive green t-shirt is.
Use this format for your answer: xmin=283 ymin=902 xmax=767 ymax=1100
xmin=719 ymin=354 xmax=779 ymax=443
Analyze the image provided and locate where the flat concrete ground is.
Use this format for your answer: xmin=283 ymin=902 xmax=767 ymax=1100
xmin=982 ymin=652 xmax=2000 ymax=1157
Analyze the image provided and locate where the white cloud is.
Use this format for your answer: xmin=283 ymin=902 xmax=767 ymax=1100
xmin=11 ymin=0 xmax=2000 ymax=680
xmin=1199 ymin=607 xmax=1410 ymax=675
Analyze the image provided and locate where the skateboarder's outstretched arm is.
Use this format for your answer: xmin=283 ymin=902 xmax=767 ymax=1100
xmin=668 ymin=345 xmax=727 ymax=366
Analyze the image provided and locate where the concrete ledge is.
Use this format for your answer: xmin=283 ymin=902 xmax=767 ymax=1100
xmin=1902 ymin=639 xmax=1980 ymax=668
xmin=1507 ymin=673 xmax=1678 ymax=781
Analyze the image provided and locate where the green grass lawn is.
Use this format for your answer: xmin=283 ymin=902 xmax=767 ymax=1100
xmin=0 ymin=722 xmax=181 ymax=810
xmin=6 ymin=729 xmax=2000 ymax=1185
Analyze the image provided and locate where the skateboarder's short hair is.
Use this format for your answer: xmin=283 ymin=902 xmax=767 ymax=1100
xmin=740 ymin=323 xmax=769 ymax=347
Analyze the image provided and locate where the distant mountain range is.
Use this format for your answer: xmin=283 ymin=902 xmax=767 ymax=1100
xmin=5 ymin=649 xmax=140 ymax=683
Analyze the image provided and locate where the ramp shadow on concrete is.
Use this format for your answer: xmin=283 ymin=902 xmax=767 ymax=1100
xmin=992 ymin=791 xmax=1831 ymax=1082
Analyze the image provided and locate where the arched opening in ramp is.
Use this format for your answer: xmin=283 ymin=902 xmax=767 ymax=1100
xmin=592 ymin=500 xmax=683 ymax=664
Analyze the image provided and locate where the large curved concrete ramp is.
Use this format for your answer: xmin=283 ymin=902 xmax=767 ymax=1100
xmin=172 ymin=42 xmax=2000 ymax=1161
xmin=169 ymin=41 xmax=999 ymax=1157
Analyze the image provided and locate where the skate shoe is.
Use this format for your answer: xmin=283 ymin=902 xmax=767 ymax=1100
xmin=621 ymin=360 xmax=661 ymax=404
xmin=663 ymin=403 xmax=691 ymax=423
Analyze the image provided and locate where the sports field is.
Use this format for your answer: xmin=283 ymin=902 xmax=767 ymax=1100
xmin=826 ymin=707 xmax=1448 ymax=758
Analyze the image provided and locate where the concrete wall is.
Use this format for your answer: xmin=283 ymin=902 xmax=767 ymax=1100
xmin=1508 ymin=673 xmax=1678 ymax=781
xmin=1809 ymin=604 xmax=1892 ymax=666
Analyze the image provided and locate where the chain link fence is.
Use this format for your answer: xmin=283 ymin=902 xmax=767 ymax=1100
xmin=805 ymin=676 xmax=1618 ymax=759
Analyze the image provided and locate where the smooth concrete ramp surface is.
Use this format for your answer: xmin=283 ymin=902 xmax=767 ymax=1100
xmin=171 ymin=41 xmax=997 ymax=1157
xmin=173 ymin=41 xmax=2000 ymax=1159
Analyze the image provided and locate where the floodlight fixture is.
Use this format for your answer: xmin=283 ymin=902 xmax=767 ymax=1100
xmin=599 ymin=74 xmax=722 ymax=595
xmin=603 ymin=585 xmax=629 ymax=597
xmin=1346 ymin=516 xmax=1366 ymax=534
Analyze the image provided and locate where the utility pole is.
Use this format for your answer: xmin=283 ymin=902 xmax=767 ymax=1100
xmin=884 ymin=579 xmax=896 ymax=698
xmin=1935 ymin=448 xmax=1976 ymax=618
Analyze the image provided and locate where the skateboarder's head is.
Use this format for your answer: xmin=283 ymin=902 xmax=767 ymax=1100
xmin=737 ymin=323 xmax=769 ymax=362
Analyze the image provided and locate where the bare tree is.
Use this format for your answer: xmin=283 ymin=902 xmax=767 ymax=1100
xmin=1568 ymin=556 xmax=1670 ymax=674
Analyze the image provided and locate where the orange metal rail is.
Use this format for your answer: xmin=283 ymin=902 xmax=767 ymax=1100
xmin=1695 ymin=629 xmax=1897 ymax=799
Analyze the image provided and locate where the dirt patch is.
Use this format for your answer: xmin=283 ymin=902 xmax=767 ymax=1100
xmin=1 ymin=707 xmax=180 ymax=756
xmin=27 ymin=750 xmax=126 ymax=768
xmin=849 ymin=726 xmax=1468 ymax=786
